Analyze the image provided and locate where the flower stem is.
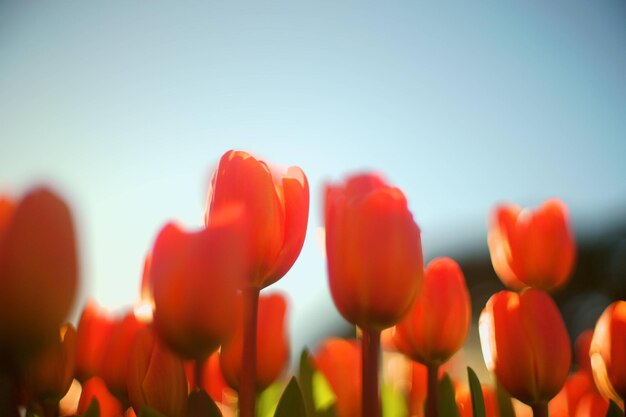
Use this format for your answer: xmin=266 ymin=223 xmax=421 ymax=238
xmin=194 ymin=358 xmax=205 ymax=391
xmin=239 ymin=287 xmax=260 ymax=417
xmin=362 ymin=329 xmax=381 ymax=417
xmin=531 ymin=402 xmax=548 ymax=417
xmin=426 ymin=364 xmax=439 ymax=417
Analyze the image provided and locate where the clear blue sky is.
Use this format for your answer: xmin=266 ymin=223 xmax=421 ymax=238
xmin=1 ymin=1 xmax=625 ymax=356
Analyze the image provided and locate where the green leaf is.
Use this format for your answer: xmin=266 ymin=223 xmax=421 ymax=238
xmin=297 ymin=348 xmax=338 ymax=417
xmin=140 ymin=406 xmax=169 ymax=417
xmin=298 ymin=349 xmax=317 ymax=417
xmin=438 ymin=373 xmax=460 ymax=417
xmin=187 ymin=389 xmax=223 ymax=417
xmin=274 ymin=377 xmax=307 ymax=417
xmin=467 ymin=367 xmax=486 ymax=417
xmin=82 ymin=398 xmax=100 ymax=417
xmin=382 ymin=383 xmax=408 ymax=417
xmin=606 ymin=400 xmax=623 ymax=417
xmin=495 ymin=382 xmax=516 ymax=417
xmin=257 ymin=382 xmax=283 ymax=417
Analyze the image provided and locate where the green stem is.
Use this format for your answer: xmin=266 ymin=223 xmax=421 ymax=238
xmin=362 ymin=329 xmax=381 ymax=417
xmin=426 ymin=364 xmax=439 ymax=417
xmin=239 ymin=287 xmax=260 ymax=417
xmin=531 ymin=402 xmax=548 ymax=417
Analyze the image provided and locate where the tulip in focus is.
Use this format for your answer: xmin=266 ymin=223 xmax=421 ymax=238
xmin=324 ymin=172 xmax=423 ymax=332
xmin=22 ymin=324 xmax=76 ymax=406
xmin=75 ymin=300 xmax=116 ymax=381
xmin=205 ymin=150 xmax=310 ymax=289
xmin=77 ymin=377 xmax=123 ymax=417
xmin=479 ymin=289 xmax=571 ymax=409
xmin=128 ymin=327 xmax=188 ymax=417
xmin=0 ymin=188 xmax=78 ymax=358
xmin=150 ymin=216 xmax=248 ymax=360
xmin=394 ymin=257 xmax=471 ymax=366
xmin=313 ymin=338 xmax=362 ymax=417
xmin=590 ymin=300 xmax=626 ymax=404
xmin=488 ymin=199 xmax=575 ymax=292
xmin=220 ymin=292 xmax=290 ymax=392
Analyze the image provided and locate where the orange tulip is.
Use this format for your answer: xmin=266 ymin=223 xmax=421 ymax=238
xmin=219 ymin=292 xmax=289 ymax=392
xmin=394 ymin=257 xmax=470 ymax=366
xmin=408 ymin=361 xmax=428 ymax=417
xmin=77 ymin=377 xmax=123 ymax=417
xmin=75 ymin=300 xmax=116 ymax=381
xmin=0 ymin=188 xmax=78 ymax=357
xmin=313 ymin=338 xmax=362 ymax=417
xmin=590 ymin=300 xmax=626 ymax=403
xmin=150 ymin=217 xmax=247 ymax=360
xmin=22 ymin=324 xmax=76 ymax=404
xmin=100 ymin=311 xmax=144 ymax=397
xmin=479 ymin=289 xmax=571 ymax=406
xmin=205 ymin=150 xmax=309 ymax=289
xmin=456 ymin=384 xmax=500 ymax=417
xmin=574 ymin=391 xmax=609 ymax=417
xmin=324 ymin=173 xmax=423 ymax=332
xmin=488 ymin=199 xmax=575 ymax=292
xmin=128 ymin=327 xmax=188 ymax=417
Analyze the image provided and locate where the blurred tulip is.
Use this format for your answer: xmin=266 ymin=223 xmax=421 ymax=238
xmin=590 ymin=300 xmax=626 ymax=403
xmin=557 ymin=371 xmax=594 ymax=417
xmin=22 ymin=324 xmax=76 ymax=405
xmin=394 ymin=257 xmax=471 ymax=366
xmin=574 ymin=391 xmax=609 ymax=417
xmin=0 ymin=196 xmax=14 ymax=235
xmin=479 ymin=289 xmax=571 ymax=406
xmin=575 ymin=330 xmax=594 ymax=375
xmin=408 ymin=361 xmax=428 ymax=417
xmin=324 ymin=173 xmax=423 ymax=332
xmin=150 ymin=217 xmax=247 ymax=360
xmin=205 ymin=150 xmax=309 ymax=289
xmin=77 ymin=377 xmax=122 ymax=417
xmin=488 ymin=199 xmax=575 ymax=292
xmin=100 ymin=310 xmax=144 ymax=397
xmin=219 ymin=292 xmax=289 ymax=392
xmin=0 ymin=188 xmax=78 ymax=358
xmin=128 ymin=327 xmax=187 ymax=417
xmin=75 ymin=300 xmax=115 ymax=381
xmin=185 ymin=353 xmax=232 ymax=404
xmin=313 ymin=338 xmax=362 ymax=417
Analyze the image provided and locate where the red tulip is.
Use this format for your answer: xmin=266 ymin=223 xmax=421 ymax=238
xmin=456 ymin=384 xmax=500 ymax=417
xmin=150 ymin=217 xmax=247 ymax=360
xmin=394 ymin=257 xmax=470 ymax=366
xmin=219 ymin=292 xmax=289 ymax=392
xmin=0 ymin=188 xmax=78 ymax=356
xmin=324 ymin=173 xmax=423 ymax=332
xmin=77 ymin=377 xmax=123 ymax=417
xmin=590 ymin=300 xmax=626 ymax=403
xmin=313 ymin=338 xmax=362 ymax=417
xmin=408 ymin=361 xmax=428 ymax=417
xmin=100 ymin=310 xmax=144 ymax=397
xmin=0 ymin=195 xmax=14 ymax=235
xmin=488 ymin=199 xmax=575 ymax=292
xmin=127 ymin=327 xmax=188 ymax=417
xmin=205 ymin=150 xmax=309 ymax=289
xmin=75 ymin=300 xmax=115 ymax=381
xmin=479 ymin=289 xmax=571 ymax=406
xmin=22 ymin=324 xmax=76 ymax=404
xmin=575 ymin=330 xmax=594 ymax=375
xmin=574 ymin=391 xmax=610 ymax=417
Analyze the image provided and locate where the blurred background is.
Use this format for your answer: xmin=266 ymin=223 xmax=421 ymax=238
xmin=1 ymin=1 xmax=625 ymax=376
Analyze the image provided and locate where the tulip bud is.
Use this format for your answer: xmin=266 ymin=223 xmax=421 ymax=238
xmin=313 ymin=338 xmax=362 ymax=417
xmin=22 ymin=324 xmax=76 ymax=404
xmin=75 ymin=300 xmax=115 ymax=381
xmin=128 ymin=327 xmax=187 ymax=417
xmin=219 ymin=292 xmax=289 ymax=392
xmin=150 ymin=217 xmax=247 ymax=360
xmin=100 ymin=310 xmax=144 ymax=397
xmin=590 ymin=300 xmax=626 ymax=404
xmin=77 ymin=377 xmax=123 ymax=417
xmin=479 ymin=289 xmax=571 ymax=406
xmin=205 ymin=150 xmax=310 ymax=289
xmin=488 ymin=199 xmax=576 ymax=292
xmin=324 ymin=173 xmax=423 ymax=332
xmin=394 ymin=257 xmax=470 ymax=366
xmin=0 ymin=188 xmax=78 ymax=358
